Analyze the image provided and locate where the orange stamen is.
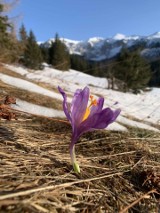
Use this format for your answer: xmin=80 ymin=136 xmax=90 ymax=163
xmin=82 ymin=95 xmax=97 ymax=121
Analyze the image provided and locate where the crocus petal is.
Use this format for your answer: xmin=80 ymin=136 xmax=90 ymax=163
xmin=109 ymin=108 xmax=121 ymax=123
xmin=77 ymin=108 xmax=121 ymax=137
xmin=89 ymin=97 xmax=104 ymax=116
xmin=70 ymin=89 xmax=82 ymax=113
xmin=58 ymin=86 xmax=71 ymax=122
xmin=97 ymin=97 xmax=104 ymax=109
xmin=71 ymin=87 xmax=89 ymax=126
xmin=89 ymin=108 xmax=121 ymax=129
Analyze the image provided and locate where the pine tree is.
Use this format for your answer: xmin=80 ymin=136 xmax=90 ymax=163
xmin=40 ymin=45 xmax=49 ymax=64
xmin=150 ymin=60 xmax=160 ymax=87
xmin=0 ymin=3 xmax=20 ymax=62
xmin=19 ymin=24 xmax=28 ymax=45
xmin=18 ymin=24 xmax=28 ymax=62
xmin=70 ymin=54 xmax=88 ymax=72
xmin=113 ymin=48 xmax=151 ymax=92
xmin=0 ymin=3 xmax=11 ymax=58
xmin=0 ymin=4 xmax=8 ymax=33
xmin=24 ymin=30 xmax=43 ymax=70
xmin=49 ymin=33 xmax=70 ymax=70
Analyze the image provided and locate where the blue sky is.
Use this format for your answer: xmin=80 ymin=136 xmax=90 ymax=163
xmin=11 ymin=0 xmax=160 ymax=42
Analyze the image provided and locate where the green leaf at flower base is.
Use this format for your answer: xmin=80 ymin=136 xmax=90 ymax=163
xmin=73 ymin=162 xmax=80 ymax=173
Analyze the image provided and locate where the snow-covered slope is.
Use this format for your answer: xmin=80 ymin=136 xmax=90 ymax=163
xmin=2 ymin=64 xmax=160 ymax=133
xmin=42 ymin=32 xmax=160 ymax=61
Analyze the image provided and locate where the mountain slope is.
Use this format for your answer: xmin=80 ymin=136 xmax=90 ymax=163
xmin=0 ymin=64 xmax=160 ymax=213
xmin=2 ymin=63 xmax=160 ymax=133
xmin=42 ymin=32 xmax=160 ymax=61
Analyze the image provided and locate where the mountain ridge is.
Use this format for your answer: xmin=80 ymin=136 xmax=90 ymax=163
xmin=41 ymin=32 xmax=160 ymax=61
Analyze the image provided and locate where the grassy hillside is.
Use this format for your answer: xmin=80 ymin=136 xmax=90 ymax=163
xmin=0 ymin=65 xmax=159 ymax=212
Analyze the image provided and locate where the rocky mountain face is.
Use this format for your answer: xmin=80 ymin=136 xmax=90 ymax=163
xmin=42 ymin=32 xmax=160 ymax=62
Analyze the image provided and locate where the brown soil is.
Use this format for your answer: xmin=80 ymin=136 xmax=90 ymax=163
xmin=0 ymin=114 xmax=159 ymax=213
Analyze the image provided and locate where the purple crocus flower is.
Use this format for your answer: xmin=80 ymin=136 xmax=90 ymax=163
xmin=58 ymin=86 xmax=121 ymax=173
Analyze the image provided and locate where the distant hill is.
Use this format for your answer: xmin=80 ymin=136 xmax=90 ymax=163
xmin=41 ymin=32 xmax=160 ymax=62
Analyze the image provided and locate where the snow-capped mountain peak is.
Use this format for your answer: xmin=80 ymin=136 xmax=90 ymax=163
xmin=87 ymin=37 xmax=104 ymax=43
xmin=42 ymin=32 xmax=160 ymax=61
xmin=113 ymin=33 xmax=126 ymax=40
xmin=147 ymin=31 xmax=160 ymax=39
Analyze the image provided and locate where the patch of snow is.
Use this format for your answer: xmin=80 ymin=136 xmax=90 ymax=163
xmin=147 ymin=32 xmax=160 ymax=39
xmin=0 ymin=73 xmax=63 ymax=100
xmin=61 ymin=38 xmax=80 ymax=44
xmin=87 ymin=37 xmax=105 ymax=48
xmin=2 ymin=64 xmax=160 ymax=133
xmin=12 ymin=99 xmax=64 ymax=118
xmin=117 ymin=116 xmax=159 ymax=132
xmin=125 ymin=35 xmax=141 ymax=40
xmin=107 ymin=122 xmax=128 ymax=132
xmin=11 ymin=99 xmax=128 ymax=132
xmin=113 ymin=33 xmax=126 ymax=40
xmin=26 ymin=67 xmax=109 ymax=89
xmin=4 ymin=64 xmax=29 ymax=75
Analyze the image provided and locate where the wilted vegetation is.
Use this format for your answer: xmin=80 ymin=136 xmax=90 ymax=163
xmin=0 ymin=94 xmax=159 ymax=212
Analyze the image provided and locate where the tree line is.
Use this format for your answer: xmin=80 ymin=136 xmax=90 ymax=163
xmin=0 ymin=1 xmax=159 ymax=92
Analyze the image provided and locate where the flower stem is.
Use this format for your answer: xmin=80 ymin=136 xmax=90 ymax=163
xmin=70 ymin=145 xmax=80 ymax=173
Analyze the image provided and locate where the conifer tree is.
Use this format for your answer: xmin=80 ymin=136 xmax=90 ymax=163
xmin=19 ymin=24 xmax=28 ymax=45
xmin=70 ymin=54 xmax=88 ymax=72
xmin=18 ymin=23 xmax=28 ymax=62
xmin=40 ymin=45 xmax=49 ymax=64
xmin=150 ymin=60 xmax=160 ymax=86
xmin=24 ymin=30 xmax=43 ymax=69
xmin=0 ymin=2 xmax=20 ymax=62
xmin=49 ymin=33 xmax=70 ymax=70
xmin=113 ymin=48 xmax=151 ymax=92
xmin=0 ymin=3 xmax=11 ymax=59
xmin=0 ymin=4 xmax=8 ymax=32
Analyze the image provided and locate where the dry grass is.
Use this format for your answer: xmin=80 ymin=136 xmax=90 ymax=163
xmin=0 ymin=67 xmax=27 ymax=80
xmin=0 ymin=114 xmax=160 ymax=213
xmin=0 ymin=65 xmax=62 ymax=109
xmin=0 ymin=65 xmax=160 ymax=212
xmin=0 ymin=80 xmax=62 ymax=110
xmin=0 ymin=65 xmax=61 ymax=93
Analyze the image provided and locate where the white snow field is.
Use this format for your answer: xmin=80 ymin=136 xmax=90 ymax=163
xmin=1 ymin=64 xmax=160 ymax=132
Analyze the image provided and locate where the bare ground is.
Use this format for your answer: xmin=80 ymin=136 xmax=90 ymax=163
xmin=0 ymin=113 xmax=160 ymax=213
